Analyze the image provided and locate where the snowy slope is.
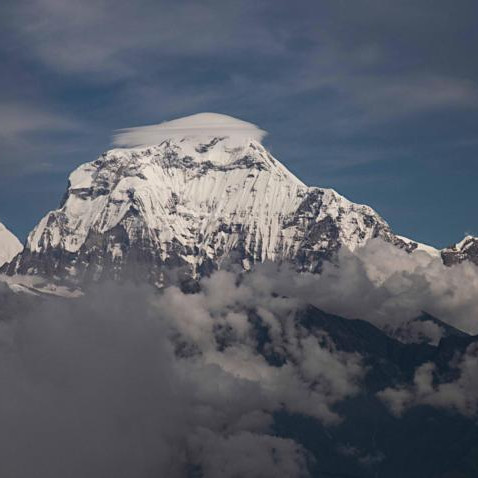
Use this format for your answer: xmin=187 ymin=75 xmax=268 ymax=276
xmin=0 ymin=221 xmax=22 ymax=267
xmin=395 ymin=235 xmax=440 ymax=257
xmin=4 ymin=113 xmax=427 ymax=285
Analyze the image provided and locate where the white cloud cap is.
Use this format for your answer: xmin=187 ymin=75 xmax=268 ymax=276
xmin=112 ymin=112 xmax=267 ymax=148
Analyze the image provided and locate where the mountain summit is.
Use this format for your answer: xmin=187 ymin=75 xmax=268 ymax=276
xmin=4 ymin=113 xmax=426 ymax=285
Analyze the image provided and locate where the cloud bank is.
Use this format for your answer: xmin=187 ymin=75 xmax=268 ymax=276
xmin=2 ymin=236 xmax=478 ymax=476
xmin=242 ymin=239 xmax=478 ymax=339
xmin=0 ymin=274 xmax=367 ymax=477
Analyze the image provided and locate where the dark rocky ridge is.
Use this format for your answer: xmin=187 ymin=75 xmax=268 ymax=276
xmin=442 ymin=236 xmax=478 ymax=266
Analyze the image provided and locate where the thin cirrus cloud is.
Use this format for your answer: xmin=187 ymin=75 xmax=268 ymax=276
xmin=7 ymin=0 xmax=280 ymax=78
xmin=4 ymin=0 xmax=478 ymax=136
xmin=0 ymin=103 xmax=80 ymax=141
xmin=347 ymin=76 xmax=478 ymax=123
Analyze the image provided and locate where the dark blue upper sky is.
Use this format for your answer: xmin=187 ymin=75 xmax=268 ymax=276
xmin=0 ymin=0 xmax=477 ymax=246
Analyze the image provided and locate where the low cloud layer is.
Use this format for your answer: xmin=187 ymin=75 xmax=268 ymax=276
xmin=0 ymin=285 xmax=188 ymax=477
xmin=2 ymin=238 xmax=478 ymax=476
xmin=0 ymin=274 xmax=367 ymax=477
xmin=158 ymin=271 xmax=365 ymax=425
xmin=243 ymin=239 xmax=478 ymax=339
xmin=378 ymin=343 xmax=478 ymax=417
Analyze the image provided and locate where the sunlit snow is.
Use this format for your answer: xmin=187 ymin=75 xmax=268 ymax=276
xmin=0 ymin=221 xmax=22 ymax=267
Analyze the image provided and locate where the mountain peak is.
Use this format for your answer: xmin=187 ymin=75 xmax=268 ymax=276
xmin=442 ymin=235 xmax=478 ymax=266
xmin=5 ymin=128 xmax=401 ymax=285
xmin=0 ymin=221 xmax=22 ymax=267
xmin=112 ymin=112 xmax=267 ymax=148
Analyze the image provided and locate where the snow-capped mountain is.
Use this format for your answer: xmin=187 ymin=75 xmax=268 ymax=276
xmin=442 ymin=235 xmax=478 ymax=266
xmin=0 ymin=221 xmax=22 ymax=267
xmin=3 ymin=113 xmax=427 ymax=286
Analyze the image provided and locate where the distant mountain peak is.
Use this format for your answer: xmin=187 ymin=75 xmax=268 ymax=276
xmin=0 ymin=221 xmax=22 ymax=267
xmin=442 ymin=235 xmax=478 ymax=266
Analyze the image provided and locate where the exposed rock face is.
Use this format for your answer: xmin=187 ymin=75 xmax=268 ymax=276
xmin=442 ymin=236 xmax=478 ymax=266
xmin=0 ymin=221 xmax=22 ymax=268
xmin=3 ymin=114 xmax=426 ymax=286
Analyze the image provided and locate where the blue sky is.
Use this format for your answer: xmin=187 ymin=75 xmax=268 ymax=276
xmin=0 ymin=0 xmax=477 ymax=246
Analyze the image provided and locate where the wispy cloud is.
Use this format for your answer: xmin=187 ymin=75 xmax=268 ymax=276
xmin=0 ymin=103 xmax=80 ymax=140
xmin=348 ymin=75 xmax=478 ymax=122
xmin=379 ymin=343 xmax=478 ymax=417
xmin=7 ymin=0 xmax=282 ymax=79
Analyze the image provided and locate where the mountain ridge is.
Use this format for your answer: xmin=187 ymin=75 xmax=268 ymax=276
xmin=0 ymin=113 xmax=466 ymax=287
xmin=442 ymin=235 xmax=478 ymax=266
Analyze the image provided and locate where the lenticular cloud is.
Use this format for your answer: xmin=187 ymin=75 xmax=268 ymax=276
xmin=112 ymin=112 xmax=267 ymax=147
